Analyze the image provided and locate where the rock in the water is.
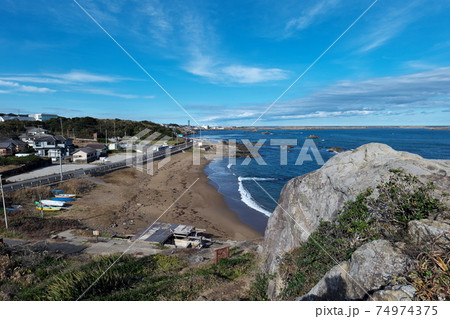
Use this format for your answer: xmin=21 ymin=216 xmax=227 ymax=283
xmin=299 ymin=240 xmax=411 ymax=300
xmin=328 ymin=147 xmax=344 ymax=153
xmin=308 ymin=135 xmax=320 ymax=139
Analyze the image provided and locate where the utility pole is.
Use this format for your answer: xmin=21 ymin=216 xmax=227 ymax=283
xmin=0 ymin=174 xmax=8 ymax=231
xmin=60 ymin=117 xmax=63 ymax=136
xmin=113 ymin=120 xmax=116 ymax=139
xmin=59 ymin=149 xmax=63 ymax=181
xmin=106 ymin=129 xmax=108 ymax=144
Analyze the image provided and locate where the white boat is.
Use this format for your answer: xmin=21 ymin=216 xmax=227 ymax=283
xmin=54 ymin=194 xmax=77 ymax=198
xmin=39 ymin=200 xmax=66 ymax=207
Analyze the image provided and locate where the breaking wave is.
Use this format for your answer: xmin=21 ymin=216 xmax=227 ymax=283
xmin=237 ymin=176 xmax=273 ymax=217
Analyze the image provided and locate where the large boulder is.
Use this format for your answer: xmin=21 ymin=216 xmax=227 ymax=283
xmin=299 ymin=240 xmax=411 ymax=300
xmin=263 ymin=143 xmax=450 ymax=297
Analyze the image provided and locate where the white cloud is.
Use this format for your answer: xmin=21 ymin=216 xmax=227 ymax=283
xmin=0 ymin=71 xmax=121 ymax=85
xmin=0 ymin=76 xmax=67 ymax=84
xmin=358 ymin=2 xmax=419 ymax=52
xmin=222 ymin=65 xmax=289 ymax=84
xmin=48 ymin=71 xmax=119 ymax=83
xmin=286 ymin=0 xmax=341 ymax=32
xmin=200 ymin=67 xmax=450 ymax=123
xmin=184 ymin=57 xmax=289 ymax=84
xmin=274 ymin=110 xmax=374 ymax=120
xmin=81 ymin=88 xmax=137 ymax=99
xmin=202 ymin=111 xmax=259 ymax=122
xmin=0 ymin=79 xmax=55 ymax=93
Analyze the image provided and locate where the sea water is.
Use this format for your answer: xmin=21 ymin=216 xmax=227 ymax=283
xmin=195 ymin=129 xmax=450 ymax=234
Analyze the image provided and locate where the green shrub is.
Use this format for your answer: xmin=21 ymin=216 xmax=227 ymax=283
xmin=279 ymin=170 xmax=446 ymax=300
xmin=248 ymin=273 xmax=271 ymax=301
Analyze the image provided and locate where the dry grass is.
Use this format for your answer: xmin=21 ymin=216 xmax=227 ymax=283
xmin=404 ymin=251 xmax=450 ymax=301
xmin=58 ymin=179 xmax=96 ymax=195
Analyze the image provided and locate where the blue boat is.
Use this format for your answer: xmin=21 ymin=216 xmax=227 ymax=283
xmin=52 ymin=197 xmax=75 ymax=202
xmin=52 ymin=190 xmax=65 ymax=194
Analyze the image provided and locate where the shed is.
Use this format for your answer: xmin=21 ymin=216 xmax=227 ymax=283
xmin=135 ymin=222 xmax=200 ymax=246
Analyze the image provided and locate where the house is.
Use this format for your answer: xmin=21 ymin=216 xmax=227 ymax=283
xmin=32 ymin=134 xmax=74 ymax=160
xmin=0 ymin=142 xmax=15 ymax=156
xmin=0 ymin=138 xmax=28 ymax=153
xmin=86 ymin=143 xmax=108 ymax=158
xmin=19 ymin=127 xmax=49 ymax=146
xmin=72 ymin=147 xmax=97 ymax=163
xmin=108 ymin=142 xmax=121 ymax=151
xmin=28 ymin=113 xmax=59 ymax=121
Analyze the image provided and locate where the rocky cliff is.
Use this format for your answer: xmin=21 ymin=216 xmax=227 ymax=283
xmin=263 ymin=143 xmax=450 ymax=299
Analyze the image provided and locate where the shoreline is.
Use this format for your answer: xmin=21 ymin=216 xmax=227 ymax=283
xmin=59 ymin=150 xmax=262 ymax=241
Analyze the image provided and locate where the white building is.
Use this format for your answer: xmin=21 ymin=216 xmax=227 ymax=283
xmin=29 ymin=113 xmax=59 ymax=121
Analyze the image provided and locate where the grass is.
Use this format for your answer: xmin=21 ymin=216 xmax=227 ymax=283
xmin=1 ymin=245 xmax=256 ymax=301
xmin=278 ymin=170 xmax=447 ymax=300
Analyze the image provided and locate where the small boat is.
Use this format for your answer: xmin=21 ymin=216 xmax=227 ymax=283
xmin=36 ymin=206 xmax=62 ymax=212
xmin=51 ymin=190 xmax=65 ymax=194
xmin=54 ymin=194 xmax=77 ymax=198
xmin=35 ymin=200 xmax=66 ymax=207
xmin=51 ymin=197 xmax=75 ymax=202
xmin=6 ymin=208 xmax=19 ymax=213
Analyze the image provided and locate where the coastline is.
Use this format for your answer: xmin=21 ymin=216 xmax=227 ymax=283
xmin=59 ymin=149 xmax=262 ymax=241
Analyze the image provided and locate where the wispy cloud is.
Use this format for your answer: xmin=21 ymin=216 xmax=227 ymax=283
xmin=0 ymin=79 xmax=55 ymax=93
xmin=0 ymin=70 xmax=135 ymax=97
xmin=50 ymin=70 xmax=120 ymax=83
xmin=358 ymin=2 xmax=419 ymax=52
xmin=286 ymin=0 xmax=341 ymax=32
xmin=179 ymin=9 xmax=289 ymax=84
xmin=201 ymin=67 xmax=450 ymax=123
xmin=0 ymin=70 xmax=121 ymax=85
xmin=80 ymin=88 xmax=137 ymax=99
xmin=185 ymin=59 xmax=289 ymax=84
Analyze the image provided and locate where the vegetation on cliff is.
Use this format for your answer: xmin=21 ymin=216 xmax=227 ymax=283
xmin=278 ymin=170 xmax=448 ymax=300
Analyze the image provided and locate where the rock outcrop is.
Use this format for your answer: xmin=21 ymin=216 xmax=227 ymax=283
xmin=299 ymin=240 xmax=412 ymax=300
xmin=408 ymin=219 xmax=450 ymax=247
xmin=263 ymin=143 xmax=450 ymax=298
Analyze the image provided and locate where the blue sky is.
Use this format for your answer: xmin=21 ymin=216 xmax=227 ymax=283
xmin=1 ymin=0 xmax=450 ymax=126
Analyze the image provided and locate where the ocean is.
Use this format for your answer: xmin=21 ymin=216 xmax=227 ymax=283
xmin=194 ymin=129 xmax=450 ymax=234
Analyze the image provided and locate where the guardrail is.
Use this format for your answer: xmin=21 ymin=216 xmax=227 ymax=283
xmin=2 ymin=142 xmax=193 ymax=193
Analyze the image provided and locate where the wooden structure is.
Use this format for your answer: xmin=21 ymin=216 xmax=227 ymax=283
xmin=135 ymin=222 xmax=206 ymax=248
xmin=214 ymin=246 xmax=230 ymax=265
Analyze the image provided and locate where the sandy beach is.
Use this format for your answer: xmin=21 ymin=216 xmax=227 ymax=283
xmin=59 ymin=148 xmax=262 ymax=241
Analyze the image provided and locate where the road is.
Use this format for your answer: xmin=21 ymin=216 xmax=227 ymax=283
xmin=2 ymin=142 xmax=193 ymax=193
xmin=7 ymin=153 xmax=131 ymax=182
